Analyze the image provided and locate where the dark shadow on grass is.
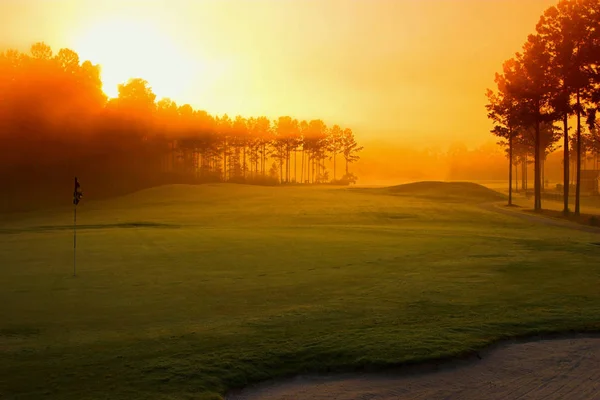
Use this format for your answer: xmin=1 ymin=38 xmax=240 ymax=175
xmin=480 ymin=202 xmax=600 ymax=234
xmin=523 ymin=208 xmax=600 ymax=228
xmin=0 ymin=222 xmax=181 ymax=235
xmin=0 ymin=326 xmax=40 ymax=337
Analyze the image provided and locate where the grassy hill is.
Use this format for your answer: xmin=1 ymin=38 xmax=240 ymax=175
xmin=1 ymin=183 xmax=599 ymax=399
xmin=382 ymin=181 xmax=507 ymax=203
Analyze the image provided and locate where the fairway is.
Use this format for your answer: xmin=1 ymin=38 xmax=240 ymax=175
xmin=2 ymin=183 xmax=600 ymax=400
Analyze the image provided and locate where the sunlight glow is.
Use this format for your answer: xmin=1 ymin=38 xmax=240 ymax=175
xmin=73 ymin=17 xmax=215 ymax=100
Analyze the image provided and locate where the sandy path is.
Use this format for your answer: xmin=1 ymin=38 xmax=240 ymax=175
xmin=227 ymin=337 xmax=600 ymax=400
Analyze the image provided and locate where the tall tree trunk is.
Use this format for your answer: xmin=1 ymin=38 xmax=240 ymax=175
xmin=301 ymin=150 xmax=305 ymax=183
xmin=171 ymin=142 xmax=176 ymax=172
xmin=576 ymin=90 xmax=582 ymax=215
xmin=541 ymin=157 xmax=545 ymax=193
xmin=522 ymin=157 xmax=526 ymax=191
xmin=534 ymin=107 xmax=542 ymax=211
xmin=515 ymin=161 xmax=518 ymax=193
xmin=523 ymin=155 xmax=529 ymax=192
xmin=259 ymin=146 xmax=262 ymax=176
xmin=508 ymin=129 xmax=513 ymax=206
xmin=333 ymin=152 xmax=337 ymax=181
xmin=311 ymin=155 xmax=314 ymax=183
xmin=525 ymin=156 xmax=528 ymax=192
xmin=243 ymin=146 xmax=246 ymax=179
xmin=262 ymin=144 xmax=265 ymax=176
xmin=308 ymin=152 xmax=311 ymax=183
xmin=223 ymin=139 xmax=227 ymax=182
xmin=563 ymin=114 xmax=570 ymax=214
xmin=306 ymin=153 xmax=311 ymax=183
xmin=285 ymin=150 xmax=288 ymax=183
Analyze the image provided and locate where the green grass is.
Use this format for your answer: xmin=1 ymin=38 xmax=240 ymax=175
xmin=2 ymin=182 xmax=600 ymax=399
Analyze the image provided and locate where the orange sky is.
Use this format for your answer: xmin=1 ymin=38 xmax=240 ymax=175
xmin=1 ymin=0 xmax=557 ymax=148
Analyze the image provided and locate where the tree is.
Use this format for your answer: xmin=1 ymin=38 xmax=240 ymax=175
xmin=486 ymin=58 xmax=523 ymax=206
xmin=536 ymin=0 xmax=600 ymax=214
xmin=509 ymin=34 xmax=555 ymax=211
xmin=341 ymin=128 xmax=363 ymax=184
xmin=216 ymin=114 xmax=232 ymax=181
xmin=328 ymin=125 xmax=344 ymax=182
xmin=0 ymin=41 xmax=365 ymax=212
xmin=30 ymin=42 xmax=53 ymax=60
xmin=303 ymin=120 xmax=328 ymax=183
xmin=536 ymin=1 xmax=578 ymax=213
xmin=232 ymin=115 xmax=249 ymax=180
xmin=55 ymin=48 xmax=80 ymax=74
xmin=114 ymin=78 xmax=157 ymax=116
xmin=253 ymin=116 xmax=272 ymax=177
xmin=299 ymin=120 xmax=309 ymax=183
xmin=274 ymin=116 xmax=300 ymax=183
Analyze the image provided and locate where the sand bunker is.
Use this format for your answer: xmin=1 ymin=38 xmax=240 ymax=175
xmin=227 ymin=336 xmax=600 ymax=400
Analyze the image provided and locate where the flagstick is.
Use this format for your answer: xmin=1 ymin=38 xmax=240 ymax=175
xmin=73 ymin=203 xmax=77 ymax=277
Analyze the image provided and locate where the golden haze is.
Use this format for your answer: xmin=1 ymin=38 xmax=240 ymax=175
xmin=0 ymin=0 xmax=556 ymax=147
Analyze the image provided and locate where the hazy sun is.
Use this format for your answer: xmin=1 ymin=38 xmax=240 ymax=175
xmin=74 ymin=17 xmax=201 ymax=100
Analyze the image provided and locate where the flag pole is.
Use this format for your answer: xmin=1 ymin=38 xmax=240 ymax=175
xmin=73 ymin=202 xmax=77 ymax=277
xmin=73 ymin=176 xmax=82 ymax=277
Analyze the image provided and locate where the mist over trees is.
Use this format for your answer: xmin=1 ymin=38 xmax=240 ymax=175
xmin=0 ymin=43 xmax=363 ymax=211
xmin=487 ymin=0 xmax=600 ymax=214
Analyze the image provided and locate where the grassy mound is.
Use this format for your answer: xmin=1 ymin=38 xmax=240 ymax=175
xmin=384 ymin=181 xmax=506 ymax=203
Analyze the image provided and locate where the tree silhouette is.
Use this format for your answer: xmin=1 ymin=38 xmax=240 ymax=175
xmin=489 ymin=0 xmax=600 ymax=213
xmin=328 ymin=125 xmax=344 ymax=182
xmin=486 ymin=58 xmax=524 ymax=206
xmin=341 ymin=128 xmax=363 ymax=184
xmin=30 ymin=42 xmax=53 ymax=60
xmin=0 ymin=42 xmax=365 ymax=211
xmin=536 ymin=1 xmax=584 ymax=213
xmin=115 ymin=78 xmax=157 ymax=115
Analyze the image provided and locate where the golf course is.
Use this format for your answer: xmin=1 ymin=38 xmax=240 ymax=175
xmin=2 ymin=182 xmax=600 ymax=399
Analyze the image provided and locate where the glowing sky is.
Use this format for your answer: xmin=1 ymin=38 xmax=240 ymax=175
xmin=1 ymin=0 xmax=557 ymax=147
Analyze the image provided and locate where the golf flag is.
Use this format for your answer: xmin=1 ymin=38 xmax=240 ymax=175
xmin=73 ymin=177 xmax=83 ymax=205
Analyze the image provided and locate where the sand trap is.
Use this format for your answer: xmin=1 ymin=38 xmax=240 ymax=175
xmin=227 ymin=336 xmax=600 ymax=400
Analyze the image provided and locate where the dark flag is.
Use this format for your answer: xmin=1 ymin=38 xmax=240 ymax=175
xmin=72 ymin=177 xmax=83 ymax=276
xmin=73 ymin=177 xmax=83 ymax=205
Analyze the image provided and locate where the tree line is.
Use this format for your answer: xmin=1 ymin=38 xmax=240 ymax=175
xmin=0 ymin=43 xmax=363 ymax=211
xmin=486 ymin=0 xmax=600 ymax=214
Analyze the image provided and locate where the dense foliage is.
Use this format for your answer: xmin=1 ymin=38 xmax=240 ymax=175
xmin=486 ymin=0 xmax=600 ymax=213
xmin=0 ymin=43 xmax=363 ymax=211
